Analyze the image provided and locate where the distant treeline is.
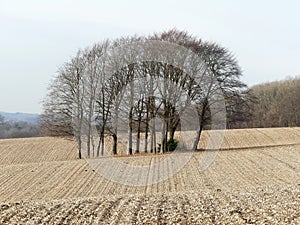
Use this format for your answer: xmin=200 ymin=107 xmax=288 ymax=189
xmin=249 ymin=77 xmax=300 ymax=128
xmin=0 ymin=116 xmax=40 ymax=139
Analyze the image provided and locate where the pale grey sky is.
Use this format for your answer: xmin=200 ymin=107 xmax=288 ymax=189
xmin=0 ymin=0 xmax=300 ymax=113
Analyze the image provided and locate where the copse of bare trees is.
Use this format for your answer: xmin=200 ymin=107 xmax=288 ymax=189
xmin=42 ymin=29 xmax=251 ymax=158
xmin=250 ymin=76 xmax=300 ymax=128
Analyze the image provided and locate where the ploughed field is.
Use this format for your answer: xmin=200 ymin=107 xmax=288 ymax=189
xmin=1 ymin=127 xmax=300 ymax=224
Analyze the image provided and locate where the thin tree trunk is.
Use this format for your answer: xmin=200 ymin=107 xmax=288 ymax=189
xmin=165 ymin=122 xmax=169 ymax=151
xmin=87 ymin=95 xmax=94 ymax=158
xmin=87 ymin=100 xmax=95 ymax=158
xmin=150 ymin=121 xmax=154 ymax=153
xmin=113 ymin=109 xmax=119 ymax=155
xmin=128 ymin=67 xmax=134 ymax=155
xmin=136 ymin=121 xmax=141 ymax=153
xmin=161 ymin=120 xmax=166 ymax=153
xmin=128 ymin=111 xmax=133 ymax=155
xmin=149 ymin=63 xmax=157 ymax=154
xmin=193 ymin=123 xmax=203 ymax=151
xmin=101 ymin=134 xmax=105 ymax=155
xmin=76 ymin=79 xmax=83 ymax=159
xmin=97 ymin=127 xmax=105 ymax=156
xmin=153 ymin=122 xmax=157 ymax=154
xmin=87 ymin=122 xmax=91 ymax=158
xmin=91 ymin=135 xmax=95 ymax=158
xmin=112 ymin=133 xmax=117 ymax=155
xmin=78 ymin=137 xmax=82 ymax=159
xmin=161 ymin=66 xmax=167 ymax=154
xmin=193 ymin=99 xmax=208 ymax=150
xmin=136 ymin=99 xmax=143 ymax=153
xmin=76 ymin=102 xmax=83 ymax=159
xmin=144 ymin=102 xmax=149 ymax=153
xmin=150 ymin=97 xmax=156 ymax=153
xmin=97 ymin=135 xmax=101 ymax=157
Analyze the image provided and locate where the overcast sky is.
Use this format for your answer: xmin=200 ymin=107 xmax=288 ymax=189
xmin=1 ymin=0 xmax=300 ymax=113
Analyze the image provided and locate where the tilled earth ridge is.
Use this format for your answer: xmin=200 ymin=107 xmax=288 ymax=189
xmin=1 ymin=127 xmax=300 ymax=164
xmin=1 ymin=185 xmax=300 ymax=224
xmin=1 ymin=145 xmax=300 ymax=203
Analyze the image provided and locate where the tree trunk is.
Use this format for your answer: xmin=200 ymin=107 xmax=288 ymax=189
xmin=150 ymin=102 xmax=157 ymax=154
xmin=101 ymin=134 xmax=105 ymax=155
xmin=161 ymin=70 xmax=167 ymax=154
xmin=96 ymin=132 xmax=101 ymax=157
xmin=193 ymin=99 xmax=208 ymax=150
xmin=78 ymin=137 xmax=82 ymax=159
xmin=193 ymin=123 xmax=203 ymax=150
xmin=136 ymin=100 xmax=143 ymax=153
xmin=136 ymin=120 xmax=141 ymax=153
xmin=144 ymin=104 xmax=149 ymax=153
xmin=153 ymin=123 xmax=157 ymax=154
xmin=87 ymin=122 xmax=91 ymax=158
xmin=97 ymin=127 xmax=105 ymax=156
xmin=113 ymin=108 xmax=119 ymax=155
xmin=112 ymin=133 xmax=117 ymax=155
xmin=91 ymin=135 xmax=95 ymax=158
xmin=161 ymin=120 xmax=166 ymax=153
xmin=76 ymin=78 xmax=83 ymax=159
xmin=128 ymin=105 xmax=133 ymax=155
xmin=128 ymin=67 xmax=134 ymax=155
xmin=169 ymin=126 xmax=176 ymax=141
xmin=149 ymin=64 xmax=157 ymax=153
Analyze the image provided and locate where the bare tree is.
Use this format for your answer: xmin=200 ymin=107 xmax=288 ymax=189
xmin=42 ymin=50 xmax=86 ymax=159
xmin=81 ymin=43 xmax=108 ymax=157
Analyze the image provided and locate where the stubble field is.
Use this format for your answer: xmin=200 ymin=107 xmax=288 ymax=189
xmin=1 ymin=127 xmax=300 ymax=224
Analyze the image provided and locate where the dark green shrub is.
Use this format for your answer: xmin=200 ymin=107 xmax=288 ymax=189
xmin=157 ymin=139 xmax=179 ymax=152
xmin=166 ymin=138 xmax=178 ymax=151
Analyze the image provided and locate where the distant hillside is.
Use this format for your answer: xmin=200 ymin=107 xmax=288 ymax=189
xmin=0 ymin=112 xmax=39 ymax=124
